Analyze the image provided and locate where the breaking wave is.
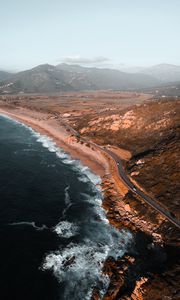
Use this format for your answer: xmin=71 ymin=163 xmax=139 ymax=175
xmin=43 ymin=231 xmax=132 ymax=300
xmin=0 ymin=114 xmax=101 ymax=186
xmin=54 ymin=221 xmax=79 ymax=238
xmin=1 ymin=114 xmax=133 ymax=299
xmin=34 ymin=133 xmax=133 ymax=299
xmin=43 ymin=185 xmax=133 ymax=299
xmin=35 ymin=134 xmax=101 ymax=186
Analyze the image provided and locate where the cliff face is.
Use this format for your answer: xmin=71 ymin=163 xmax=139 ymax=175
xmin=75 ymin=99 xmax=179 ymax=153
xmin=0 ymin=95 xmax=179 ymax=299
xmin=74 ymin=99 xmax=180 ymax=217
xmin=127 ymin=133 xmax=180 ymax=218
xmin=73 ymin=98 xmax=180 ymax=300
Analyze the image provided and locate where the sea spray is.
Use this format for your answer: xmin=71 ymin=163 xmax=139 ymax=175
xmin=0 ymin=113 xmax=133 ymax=299
xmin=32 ymin=128 xmax=133 ymax=298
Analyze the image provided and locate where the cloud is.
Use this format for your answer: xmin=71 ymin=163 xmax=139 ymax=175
xmin=58 ymin=56 xmax=110 ymax=65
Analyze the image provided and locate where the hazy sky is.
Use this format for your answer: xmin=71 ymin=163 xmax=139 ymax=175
xmin=0 ymin=0 xmax=180 ymax=71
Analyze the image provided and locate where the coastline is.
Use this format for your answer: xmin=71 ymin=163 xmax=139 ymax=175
xmin=0 ymin=95 xmax=179 ymax=300
xmin=0 ymin=107 xmax=130 ymax=195
xmin=0 ymin=107 xmax=109 ymax=178
xmin=0 ymin=110 xmax=132 ymax=300
xmin=0 ymin=106 xmax=163 ymax=235
xmin=0 ymin=106 xmax=166 ymax=300
xmin=0 ymin=106 xmax=134 ymax=299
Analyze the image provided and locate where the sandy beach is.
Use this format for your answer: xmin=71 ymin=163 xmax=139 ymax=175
xmin=0 ymin=105 xmax=171 ymax=300
xmin=0 ymin=106 xmax=164 ymax=234
xmin=4 ymin=106 xmax=161 ymax=234
xmin=0 ymin=107 xmax=111 ymax=177
xmin=0 ymin=107 xmax=131 ymax=197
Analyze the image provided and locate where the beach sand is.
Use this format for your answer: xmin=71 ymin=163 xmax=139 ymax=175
xmin=0 ymin=107 xmax=120 ymax=183
xmin=0 ymin=105 xmax=165 ymax=300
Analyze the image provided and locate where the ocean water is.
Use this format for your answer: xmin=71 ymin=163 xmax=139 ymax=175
xmin=0 ymin=115 xmax=133 ymax=300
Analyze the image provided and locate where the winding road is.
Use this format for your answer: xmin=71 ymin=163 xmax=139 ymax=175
xmin=60 ymin=116 xmax=180 ymax=229
xmin=101 ymin=147 xmax=180 ymax=229
xmin=1 ymin=109 xmax=179 ymax=229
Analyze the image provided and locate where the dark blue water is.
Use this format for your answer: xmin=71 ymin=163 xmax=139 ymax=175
xmin=0 ymin=115 xmax=132 ymax=300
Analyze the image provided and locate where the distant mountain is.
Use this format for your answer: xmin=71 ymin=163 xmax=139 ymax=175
xmin=7 ymin=64 xmax=74 ymax=93
xmin=57 ymin=64 xmax=160 ymax=90
xmin=0 ymin=70 xmax=12 ymax=81
xmin=0 ymin=63 xmax=160 ymax=94
xmin=139 ymin=64 xmax=180 ymax=83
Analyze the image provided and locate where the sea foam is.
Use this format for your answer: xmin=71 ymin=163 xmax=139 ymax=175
xmin=54 ymin=221 xmax=79 ymax=238
xmin=8 ymin=221 xmax=48 ymax=231
xmin=43 ymin=229 xmax=132 ymax=299
xmin=1 ymin=113 xmax=133 ymax=299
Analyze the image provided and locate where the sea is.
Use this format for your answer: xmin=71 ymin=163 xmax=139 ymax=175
xmin=0 ymin=114 xmax=133 ymax=300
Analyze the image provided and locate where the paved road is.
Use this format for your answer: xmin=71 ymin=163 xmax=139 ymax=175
xmin=102 ymin=147 xmax=180 ymax=229
xmin=59 ymin=115 xmax=180 ymax=230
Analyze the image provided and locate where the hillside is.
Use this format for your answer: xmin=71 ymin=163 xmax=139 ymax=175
xmin=119 ymin=63 xmax=180 ymax=83
xmin=0 ymin=63 xmax=160 ymax=93
xmin=56 ymin=64 xmax=160 ymax=90
xmin=140 ymin=64 xmax=180 ymax=83
xmin=0 ymin=94 xmax=179 ymax=300
xmin=1 ymin=63 xmax=180 ymax=94
xmin=0 ymin=64 xmax=74 ymax=93
xmin=0 ymin=70 xmax=12 ymax=81
xmin=72 ymin=99 xmax=180 ymax=217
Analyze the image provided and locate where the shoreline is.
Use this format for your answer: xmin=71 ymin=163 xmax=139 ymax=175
xmin=0 ymin=105 xmax=172 ymax=300
xmin=0 ymin=107 xmax=129 ymax=197
xmin=0 ymin=106 xmax=134 ymax=298
xmin=0 ymin=107 xmax=132 ymax=300
xmin=0 ymin=107 xmax=110 ymax=180
xmin=0 ymin=106 xmax=163 ymax=235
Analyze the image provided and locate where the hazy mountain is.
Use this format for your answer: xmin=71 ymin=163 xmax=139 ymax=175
xmin=139 ymin=64 xmax=180 ymax=83
xmin=57 ymin=64 xmax=160 ymax=90
xmin=0 ymin=63 xmax=160 ymax=93
xmin=0 ymin=70 xmax=12 ymax=81
xmin=0 ymin=64 xmax=74 ymax=93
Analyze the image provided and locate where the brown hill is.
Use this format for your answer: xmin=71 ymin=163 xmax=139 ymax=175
xmin=73 ymin=99 xmax=180 ymax=217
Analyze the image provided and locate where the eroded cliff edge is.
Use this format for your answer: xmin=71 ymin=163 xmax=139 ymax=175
xmin=0 ymin=94 xmax=179 ymax=299
xmin=72 ymin=98 xmax=180 ymax=300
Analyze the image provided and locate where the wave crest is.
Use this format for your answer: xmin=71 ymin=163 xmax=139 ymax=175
xmin=54 ymin=221 xmax=79 ymax=238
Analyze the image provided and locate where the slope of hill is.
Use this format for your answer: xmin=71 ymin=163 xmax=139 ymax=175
xmin=0 ymin=64 xmax=74 ymax=93
xmin=0 ymin=94 xmax=179 ymax=300
xmin=0 ymin=63 xmax=160 ymax=93
xmin=139 ymin=64 xmax=180 ymax=83
xmin=56 ymin=63 xmax=160 ymax=90
xmin=0 ymin=70 xmax=12 ymax=81
xmin=73 ymin=99 xmax=180 ymax=218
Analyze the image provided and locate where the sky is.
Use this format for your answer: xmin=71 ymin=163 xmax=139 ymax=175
xmin=0 ymin=0 xmax=180 ymax=71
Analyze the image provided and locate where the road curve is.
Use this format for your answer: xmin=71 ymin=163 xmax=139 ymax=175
xmin=59 ymin=115 xmax=180 ymax=229
xmin=101 ymin=147 xmax=180 ymax=230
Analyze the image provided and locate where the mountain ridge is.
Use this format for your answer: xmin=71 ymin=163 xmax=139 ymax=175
xmin=139 ymin=63 xmax=180 ymax=82
xmin=0 ymin=63 xmax=160 ymax=93
xmin=118 ymin=63 xmax=180 ymax=82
